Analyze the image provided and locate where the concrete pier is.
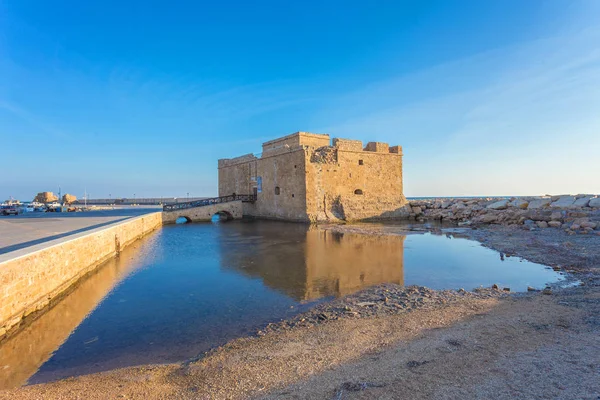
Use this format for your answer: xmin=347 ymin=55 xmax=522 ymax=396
xmin=0 ymin=212 xmax=163 ymax=338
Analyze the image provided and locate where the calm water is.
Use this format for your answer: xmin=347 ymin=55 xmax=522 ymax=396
xmin=0 ymin=220 xmax=563 ymax=388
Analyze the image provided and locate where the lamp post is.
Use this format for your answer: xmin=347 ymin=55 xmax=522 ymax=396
xmin=133 ymin=193 xmax=136 ymax=205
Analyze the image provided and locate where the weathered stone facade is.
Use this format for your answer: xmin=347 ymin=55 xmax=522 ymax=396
xmin=218 ymin=132 xmax=408 ymax=222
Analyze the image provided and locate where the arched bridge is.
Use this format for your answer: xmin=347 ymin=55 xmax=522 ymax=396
xmin=162 ymin=194 xmax=256 ymax=224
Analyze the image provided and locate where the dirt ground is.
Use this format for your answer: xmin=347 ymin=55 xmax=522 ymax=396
xmin=1 ymin=225 xmax=599 ymax=400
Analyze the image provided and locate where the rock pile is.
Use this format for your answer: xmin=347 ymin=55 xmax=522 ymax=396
xmin=259 ymin=284 xmax=505 ymax=334
xmin=409 ymin=195 xmax=600 ymax=235
xmin=33 ymin=192 xmax=58 ymax=203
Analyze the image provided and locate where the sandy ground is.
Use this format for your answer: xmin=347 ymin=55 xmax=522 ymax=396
xmin=1 ymin=224 xmax=599 ymax=399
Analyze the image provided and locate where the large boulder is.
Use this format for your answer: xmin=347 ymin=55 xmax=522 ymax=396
xmin=550 ymin=195 xmax=576 ymax=208
xmin=440 ymin=201 xmax=452 ymax=209
xmin=589 ymin=197 xmax=600 ymax=208
xmin=33 ymin=192 xmax=58 ymax=203
xmin=509 ymin=198 xmax=529 ymax=209
xmin=487 ymin=199 xmax=509 ymax=210
xmin=528 ymin=198 xmax=552 ymax=210
xmin=479 ymin=214 xmax=498 ymax=223
xmin=62 ymin=194 xmax=77 ymax=204
xmin=580 ymin=221 xmax=598 ymax=229
xmin=573 ymin=196 xmax=594 ymax=207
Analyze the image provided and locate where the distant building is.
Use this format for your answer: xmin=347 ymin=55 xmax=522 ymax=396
xmin=218 ymin=132 xmax=407 ymax=222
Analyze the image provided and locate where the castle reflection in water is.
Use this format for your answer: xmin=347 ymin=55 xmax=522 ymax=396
xmin=218 ymin=224 xmax=405 ymax=301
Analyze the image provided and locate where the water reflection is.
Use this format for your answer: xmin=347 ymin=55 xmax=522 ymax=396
xmin=221 ymin=226 xmax=405 ymax=300
xmin=0 ymin=234 xmax=153 ymax=389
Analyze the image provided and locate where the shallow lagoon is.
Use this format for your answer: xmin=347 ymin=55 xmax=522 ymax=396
xmin=0 ymin=220 xmax=562 ymax=387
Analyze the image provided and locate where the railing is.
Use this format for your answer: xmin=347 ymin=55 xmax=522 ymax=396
xmin=163 ymin=194 xmax=256 ymax=211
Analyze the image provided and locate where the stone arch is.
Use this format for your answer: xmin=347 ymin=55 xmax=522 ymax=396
xmin=176 ymin=216 xmax=192 ymax=224
xmin=354 ymin=189 xmax=364 ymax=195
xmin=212 ymin=210 xmax=234 ymax=222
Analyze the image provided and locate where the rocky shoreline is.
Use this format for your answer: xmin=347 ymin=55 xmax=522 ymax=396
xmin=407 ymin=195 xmax=600 ymax=234
xmin=259 ymin=284 xmax=508 ymax=336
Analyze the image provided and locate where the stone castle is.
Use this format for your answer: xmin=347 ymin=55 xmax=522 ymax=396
xmin=218 ymin=132 xmax=407 ymax=222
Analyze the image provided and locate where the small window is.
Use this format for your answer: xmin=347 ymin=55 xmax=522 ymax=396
xmin=294 ymin=165 xmax=297 ymax=168
xmin=354 ymin=189 xmax=363 ymax=195
xmin=292 ymin=194 xmax=295 ymax=198
xmin=275 ymin=186 xmax=280 ymax=195
xmin=358 ymin=160 xmax=364 ymax=165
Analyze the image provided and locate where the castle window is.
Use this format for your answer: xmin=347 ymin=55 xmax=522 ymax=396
xmin=358 ymin=160 xmax=364 ymax=165
xmin=275 ymin=186 xmax=280 ymax=195
xmin=354 ymin=189 xmax=363 ymax=195
xmin=292 ymin=194 xmax=295 ymax=198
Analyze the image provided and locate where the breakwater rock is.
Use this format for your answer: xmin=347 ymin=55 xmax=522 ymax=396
xmin=409 ymin=195 xmax=600 ymax=234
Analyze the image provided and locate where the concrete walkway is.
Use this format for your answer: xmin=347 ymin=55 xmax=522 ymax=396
xmin=0 ymin=207 xmax=160 ymax=255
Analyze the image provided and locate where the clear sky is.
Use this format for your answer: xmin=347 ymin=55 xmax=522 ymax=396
xmin=1 ymin=0 xmax=599 ymax=200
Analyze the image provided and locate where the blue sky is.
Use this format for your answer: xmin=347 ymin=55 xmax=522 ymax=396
xmin=1 ymin=0 xmax=599 ymax=200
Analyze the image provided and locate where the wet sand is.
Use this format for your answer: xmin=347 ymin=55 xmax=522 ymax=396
xmin=1 ymin=224 xmax=599 ymax=399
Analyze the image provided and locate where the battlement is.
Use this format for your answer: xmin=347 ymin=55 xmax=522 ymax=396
xmin=332 ymin=138 xmax=363 ymax=151
xmin=218 ymin=153 xmax=258 ymax=168
xmin=364 ymin=142 xmax=389 ymax=153
xmin=389 ymin=145 xmax=403 ymax=154
xmin=332 ymin=138 xmax=401 ymax=154
xmin=262 ymin=132 xmax=330 ymax=155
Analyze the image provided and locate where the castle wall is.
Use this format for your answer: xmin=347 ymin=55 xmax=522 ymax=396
xmin=218 ymin=154 xmax=258 ymax=197
xmin=304 ymin=140 xmax=407 ymax=222
xmin=244 ymin=148 xmax=308 ymax=221
xmin=219 ymin=147 xmax=309 ymax=221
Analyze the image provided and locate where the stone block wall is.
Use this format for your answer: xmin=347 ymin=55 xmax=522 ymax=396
xmin=218 ymin=154 xmax=258 ymax=197
xmin=245 ymin=148 xmax=309 ymax=221
xmin=0 ymin=212 xmax=163 ymax=338
xmin=305 ymin=141 xmax=407 ymax=222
